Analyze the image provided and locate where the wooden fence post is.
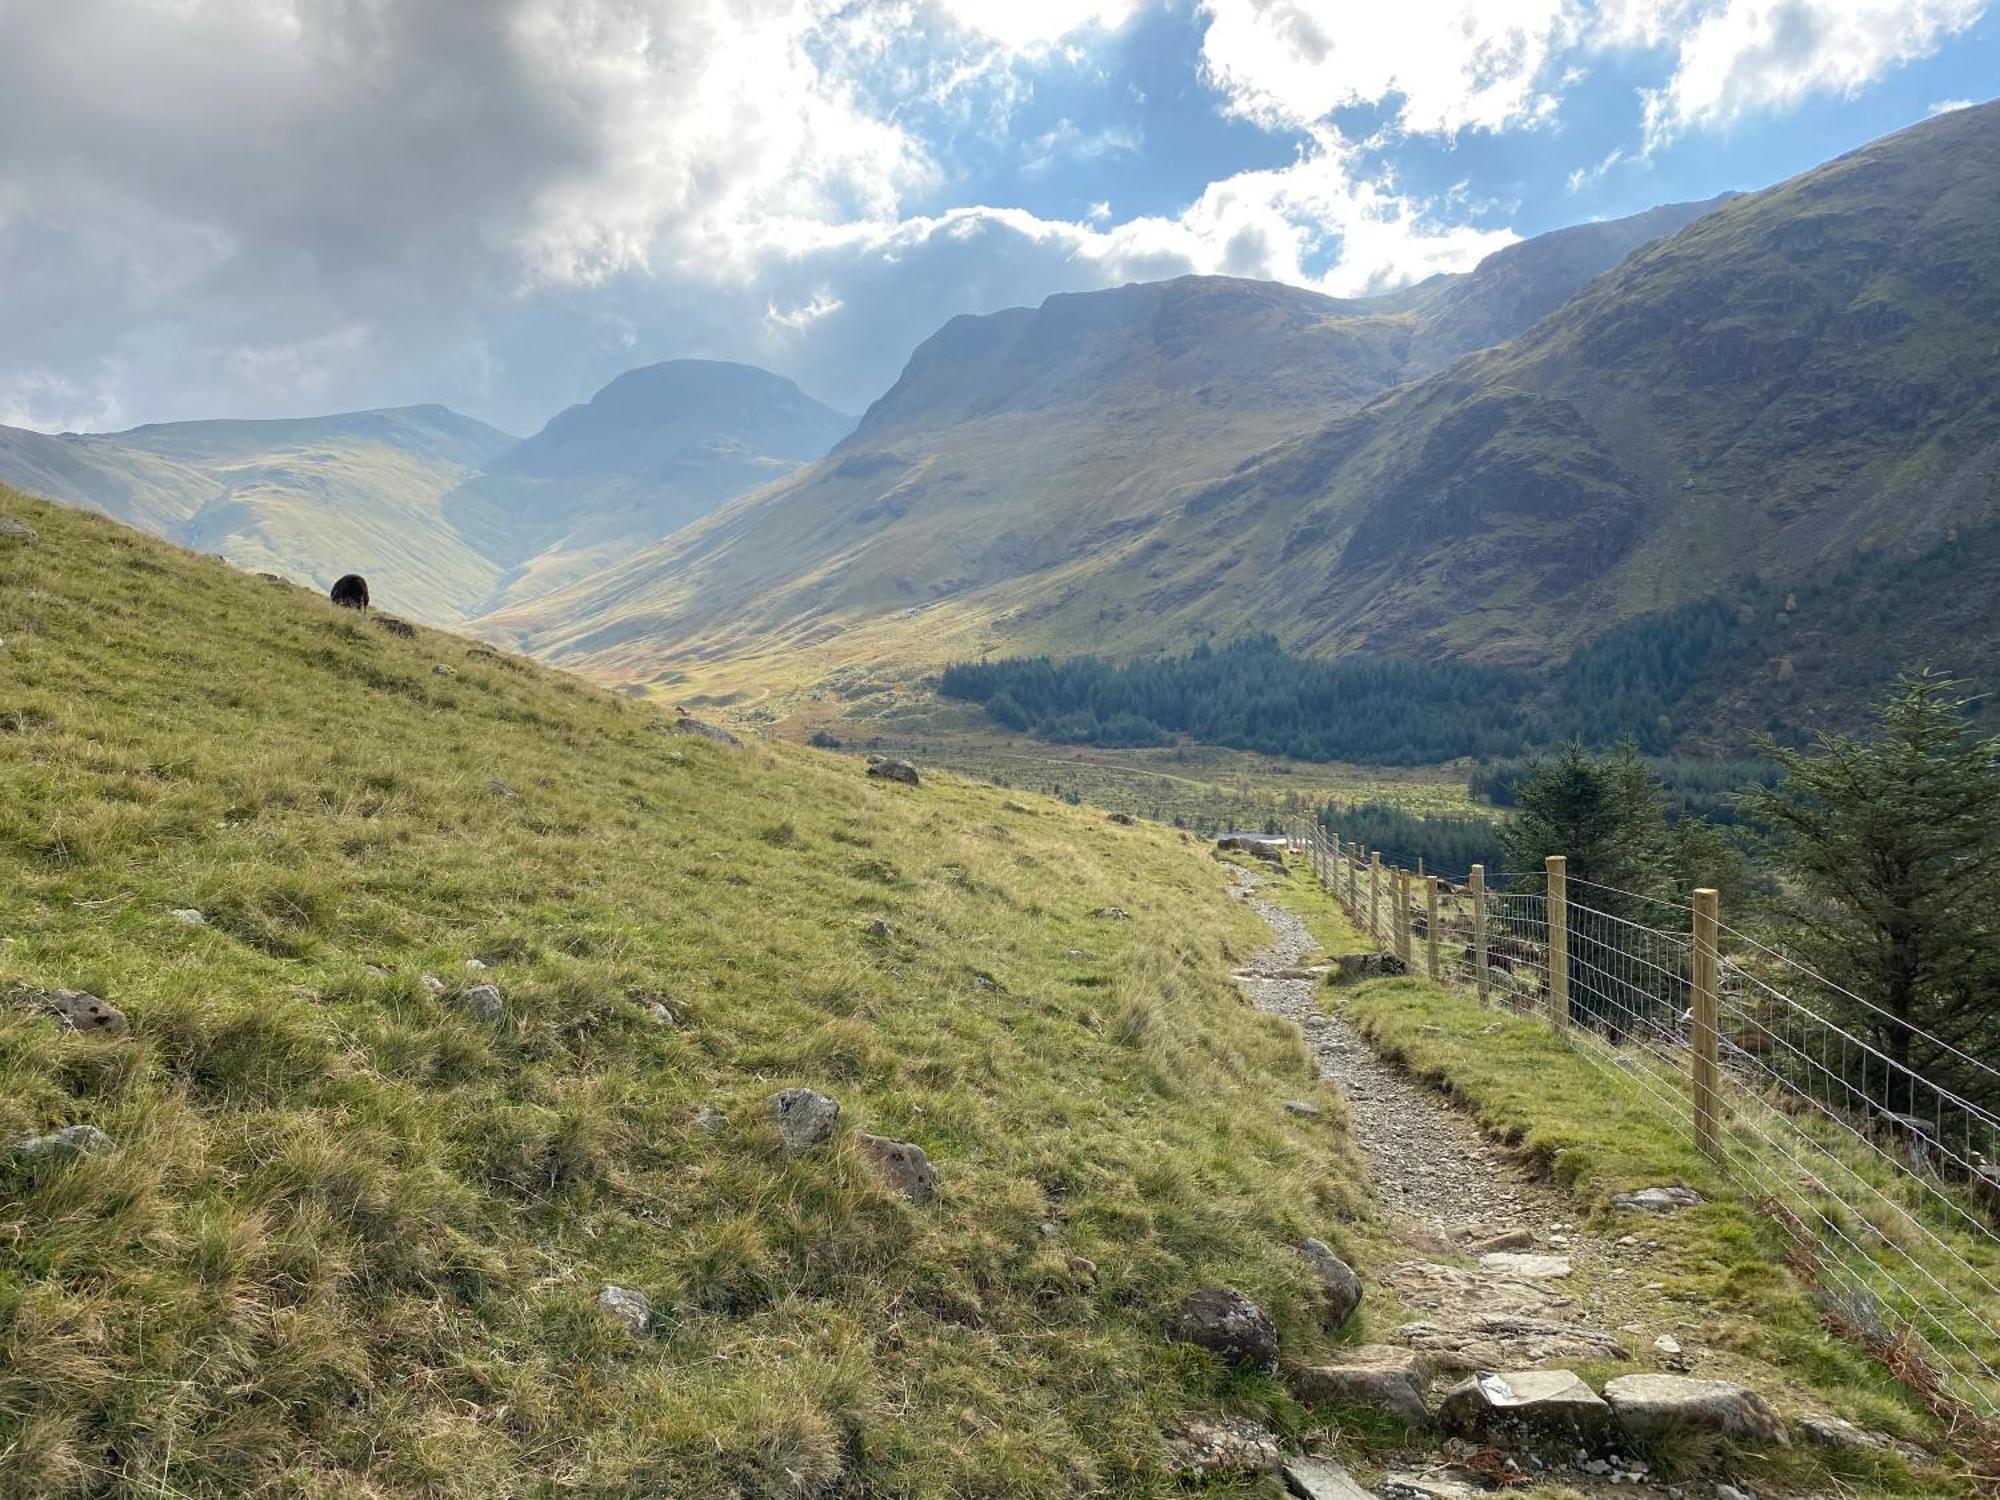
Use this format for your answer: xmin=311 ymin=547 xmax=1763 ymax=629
xmin=1546 ymin=855 xmax=1569 ymax=1028
xmin=1692 ymin=887 xmax=1723 ymax=1162
xmin=1471 ymin=864 xmax=1490 ymax=1006
xmin=1425 ymin=876 xmax=1441 ymax=982
xmin=1369 ymin=852 xmax=1382 ymax=946
xmin=1396 ymin=870 xmax=1413 ymax=967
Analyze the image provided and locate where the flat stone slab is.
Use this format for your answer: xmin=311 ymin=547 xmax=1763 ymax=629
xmin=1479 ymin=1252 xmax=1572 ymax=1279
xmin=1611 ymin=1185 xmax=1704 ymax=1213
xmin=1603 ymin=1374 xmax=1789 ymax=1445
xmin=1290 ymin=1344 xmax=1429 ymax=1423
xmin=1396 ymin=1316 xmax=1630 ymax=1373
xmin=1282 ymin=1455 xmax=1375 ymax=1500
xmin=1163 ymin=1416 xmax=1282 ymax=1477
xmin=1438 ymin=1369 xmax=1617 ymax=1452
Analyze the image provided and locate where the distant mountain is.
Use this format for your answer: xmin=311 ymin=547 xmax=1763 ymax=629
xmin=0 ymin=361 xmax=854 ymax=625
xmin=0 ymin=406 xmax=519 ymax=622
xmin=482 ymin=196 xmax=1732 ymax=684
xmin=444 ymin=360 xmax=853 ymax=609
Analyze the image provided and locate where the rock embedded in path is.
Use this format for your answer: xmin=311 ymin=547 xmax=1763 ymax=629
xmin=1394 ymin=1315 xmax=1631 ymax=1373
xmin=16 ymin=1124 xmax=116 ymax=1161
xmin=596 ymin=1284 xmax=651 ymax=1336
xmin=28 ymin=988 xmax=127 ymax=1037
xmin=1602 ymin=1374 xmax=1788 ymax=1445
xmin=1167 ymin=1287 xmax=1280 ymax=1371
xmin=859 ymin=1133 xmax=938 ymax=1205
xmin=1480 ymin=1251 xmax=1571 ymax=1279
xmin=1437 ymin=1369 xmax=1617 ymax=1451
xmin=769 ymin=1087 xmax=840 ymax=1153
xmin=1289 ymin=1344 xmax=1429 ymax=1423
xmin=1281 ymin=1455 xmax=1377 ymax=1499
xmin=1464 ymin=1226 xmax=1535 ymax=1254
xmin=1296 ymin=1236 xmax=1363 ymax=1329
xmin=866 ymin=756 xmax=920 ymax=786
xmin=1612 ymin=1185 xmax=1704 ymax=1213
xmin=1162 ymin=1416 xmax=1282 ymax=1477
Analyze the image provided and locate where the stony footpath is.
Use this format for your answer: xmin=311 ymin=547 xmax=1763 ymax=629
xmin=1207 ymin=864 xmax=1910 ymax=1500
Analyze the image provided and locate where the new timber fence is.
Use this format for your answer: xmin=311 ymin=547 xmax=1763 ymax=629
xmin=1286 ymin=818 xmax=2000 ymax=1430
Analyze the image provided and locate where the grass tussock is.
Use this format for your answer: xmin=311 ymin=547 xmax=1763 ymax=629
xmin=0 ymin=489 xmax=1375 ymax=1498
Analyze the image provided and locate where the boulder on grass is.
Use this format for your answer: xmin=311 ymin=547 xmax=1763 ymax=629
xmin=1167 ymin=1288 xmax=1280 ymax=1372
xmin=1296 ymin=1236 xmax=1363 ymax=1329
xmin=859 ymin=1134 xmax=938 ymax=1204
xmin=866 ymin=756 xmax=920 ymax=786
xmin=769 ymin=1087 xmax=840 ymax=1153
xmin=1331 ymin=952 xmax=1407 ymax=984
xmin=1602 ymin=1374 xmax=1788 ymax=1445
xmin=26 ymin=988 xmax=127 ymax=1037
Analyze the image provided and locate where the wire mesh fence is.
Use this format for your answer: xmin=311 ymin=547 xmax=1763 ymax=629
xmin=1287 ymin=818 xmax=2000 ymax=1423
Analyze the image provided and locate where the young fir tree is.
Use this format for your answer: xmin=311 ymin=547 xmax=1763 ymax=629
xmin=1741 ymin=669 xmax=2000 ymax=1114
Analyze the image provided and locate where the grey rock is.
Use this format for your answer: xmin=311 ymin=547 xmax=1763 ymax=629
xmin=374 ymin=615 xmax=417 ymax=638
xmin=596 ymin=1284 xmax=651 ymax=1336
xmin=458 ymin=983 xmax=504 ymax=1021
xmin=1331 ymin=952 xmax=1408 ymax=983
xmin=1091 ymin=906 xmax=1129 ymax=920
xmin=1296 ymin=1236 xmax=1364 ymax=1329
xmin=1465 ymin=1226 xmax=1535 ymax=1254
xmin=1603 ymin=1374 xmax=1788 ymax=1446
xmin=1797 ymin=1413 xmax=1879 ymax=1450
xmin=1393 ymin=1316 xmax=1631 ymax=1373
xmin=1167 ymin=1287 xmax=1280 ymax=1371
xmin=866 ymin=757 xmax=920 ymax=786
xmin=769 ymin=1087 xmax=840 ymax=1153
xmin=1162 ymin=1416 xmax=1282 ymax=1477
xmin=859 ymin=1133 xmax=938 ymax=1205
xmin=1282 ymin=1455 xmax=1376 ymax=1500
xmin=16 ymin=1124 xmax=116 ymax=1160
xmin=432 ymin=664 xmax=453 ymax=676
xmin=1715 ymin=1486 xmax=1755 ymax=1500
xmin=1290 ymin=1344 xmax=1429 ymax=1423
xmin=646 ymin=1002 xmax=676 ymax=1025
xmin=1216 ymin=835 xmax=1286 ymax=867
xmin=0 ymin=517 xmax=37 ymax=543
xmin=1379 ymin=1475 xmax=1484 ymax=1500
xmin=169 ymin=908 xmax=207 ymax=927
xmin=1611 ymin=1186 xmax=1704 ymax=1213
xmin=1284 ymin=1098 xmax=1323 ymax=1118
xmin=1480 ymin=1251 xmax=1571 ymax=1279
xmin=32 ymin=988 xmax=127 ymax=1037
xmin=420 ymin=974 xmax=447 ymax=996
xmin=673 ymin=715 xmax=741 ymax=748
xmin=1437 ymin=1369 xmax=1617 ymax=1451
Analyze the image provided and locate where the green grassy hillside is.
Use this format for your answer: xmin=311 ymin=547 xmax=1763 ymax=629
xmin=0 ymin=487 xmax=1375 ymax=1498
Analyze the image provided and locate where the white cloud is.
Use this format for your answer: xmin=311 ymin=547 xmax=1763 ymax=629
xmin=1929 ymin=96 xmax=1977 ymax=112
xmin=935 ymin=0 xmax=1143 ymax=49
xmin=1197 ymin=0 xmax=1583 ymax=136
xmin=1630 ymin=0 xmax=1986 ymax=142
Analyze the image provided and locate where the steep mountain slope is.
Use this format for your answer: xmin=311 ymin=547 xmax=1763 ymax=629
xmin=0 ymin=406 xmax=518 ymax=623
xmin=1103 ymin=97 xmax=2000 ymax=670
xmin=0 ymin=485 xmax=1357 ymax=1498
xmin=445 ymin=360 xmax=854 ymax=608
xmin=484 ymin=197 xmax=1726 ymax=686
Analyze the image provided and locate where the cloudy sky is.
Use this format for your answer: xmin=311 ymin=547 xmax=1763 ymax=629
xmin=1 ymin=0 xmax=1993 ymax=436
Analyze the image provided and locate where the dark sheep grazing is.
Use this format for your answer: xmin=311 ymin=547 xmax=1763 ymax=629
xmin=330 ymin=574 xmax=370 ymax=610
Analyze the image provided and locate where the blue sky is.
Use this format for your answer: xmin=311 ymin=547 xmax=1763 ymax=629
xmin=0 ymin=0 xmax=1994 ymax=433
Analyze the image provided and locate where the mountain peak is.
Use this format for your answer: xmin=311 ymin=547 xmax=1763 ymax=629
xmin=495 ymin=359 xmax=854 ymax=480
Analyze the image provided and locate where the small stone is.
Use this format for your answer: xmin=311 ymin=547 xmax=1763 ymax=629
xmin=694 ymin=1106 xmax=726 ymax=1134
xmin=1290 ymin=1345 xmax=1429 ymax=1424
xmin=1437 ymin=1369 xmax=1617 ymax=1451
xmin=32 ymin=988 xmax=127 ymax=1037
xmin=861 ymin=916 xmax=892 ymax=938
xmin=1162 ymin=1416 xmax=1282 ymax=1476
xmin=1481 ymin=1252 xmax=1572 ymax=1279
xmin=1611 ymin=1186 xmax=1704 ymax=1213
xmin=465 ymin=959 xmax=488 ymax=972
xmin=488 ymin=779 xmax=518 ymax=799
xmin=1091 ymin=906 xmax=1129 ymax=920
xmin=457 ymin=983 xmax=504 ymax=1021
xmin=420 ymin=974 xmax=447 ymax=996
xmin=1466 ymin=1226 xmax=1535 ymax=1254
xmin=1797 ymin=1414 xmax=1878 ymax=1450
xmin=1715 ymin=1486 xmax=1754 ymax=1500
xmin=1653 ymin=1335 xmax=1683 ymax=1358
xmin=1166 ymin=1287 xmax=1280 ymax=1371
xmin=1603 ymin=1375 xmax=1787 ymax=1446
xmin=596 ymin=1284 xmax=651 ymax=1336
xmin=866 ymin=757 xmax=920 ymax=786
xmin=1281 ymin=1455 xmax=1377 ymax=1500
xmin=1066 ymin=1255 xmax=1097 ymax=1278
xmin=1284 ymin=1098 xmax=1323 ymax=1118
xmin=859 ymin=1133 xmax=938 ymax=1205
xmin=646 ymin=1002 xmax=676 ymax=1025
xmin=16 ymin=1124 xmax=115 ymax=1160
xmin=1296 ymin=1236 xmax=1363 ymax=1329
xmin=1616 ymin=1235 xmax=1639 ymax=1247
xmin=170 ymin=908 xmax=207 ymax=926
xmin=1039 ymin=1219 xmax=1062 ymax=1238
xmin=0 ymin=517 xmax=36 ymax=544
xmin=432 ymin=664 xmax=453 ymax=676
xmin=769 ymin=1087 xmax=840 ymax=1153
